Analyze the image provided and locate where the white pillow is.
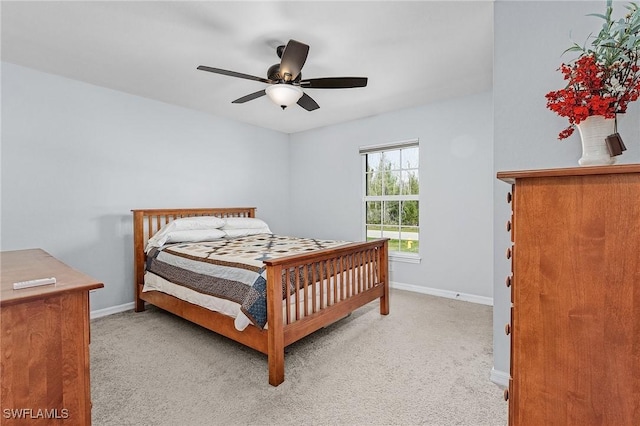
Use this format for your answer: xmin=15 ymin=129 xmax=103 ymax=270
xmin=164 ymin=229 xmax=227 ymax=244
xmin=223 ymin=227 xmax=272 ymax=238
xmin=222 ymin=217 xmax=271 ymax=230
xmin=169 ymin=216 xmax=226 ymax=230
xmin=146 ymin=216 xmax=226 ymax=252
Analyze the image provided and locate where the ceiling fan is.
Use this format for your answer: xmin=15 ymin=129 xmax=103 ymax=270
xmin=197 ymin=39 xmax=368 ymax=111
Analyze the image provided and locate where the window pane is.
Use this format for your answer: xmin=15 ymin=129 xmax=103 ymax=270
xmin=366 ymin=225 xmax=382 ymax=241
xmin=399 ymin=228 xmax=419 ymax=253
xmin=366 ymin=172 xmax=383 ymax=196
xmin=383 ymin=171 xmax=401 ymax=195
xmin=383 ymin=201 xmax=400 ymax=226
xmin=401 ymin=201 xmax=419 ymax=226
xmin=386 ymin=238 xmax=399 ymax=252
xmin=384 ymin=150 xmax=401 ymax=170
xmin=366 ymin=152 xmax=381 ymax=173
xmin=402 ymin=147 xmax=419 ymax=168
xmin=401 ymin=170 xmax=419 ymax=195
xmin=366 ymin=201 xmax=382 ymax=224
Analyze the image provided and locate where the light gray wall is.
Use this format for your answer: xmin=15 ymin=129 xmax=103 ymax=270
xmin=289 ymin=91 xmax=494 ymax=299
xmin=1 ymin=63 xmax=494 ymax=314
xmin=1 ymin=62 xmax=291 ymax=312
xmin=493 ymin=0 xmax=640 ymax=379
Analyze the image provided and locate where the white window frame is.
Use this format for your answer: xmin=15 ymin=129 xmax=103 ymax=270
xmin=360 ymin=139 xmax=421 ymax=263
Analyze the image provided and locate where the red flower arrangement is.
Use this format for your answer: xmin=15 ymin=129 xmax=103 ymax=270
xmin=545 ymin=0 xmax=640 ymax=139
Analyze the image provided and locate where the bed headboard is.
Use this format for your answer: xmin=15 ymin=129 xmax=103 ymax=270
xmin=131 ymin=207 xmax=256 ymax=306
xmin=132 ymin=207 xmax=256 ymax=247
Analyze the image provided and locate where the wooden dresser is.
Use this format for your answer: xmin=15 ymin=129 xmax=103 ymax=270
xmin=497 ymin=164 xmax=640 ymax=425
xmin=0 ymin=249 xmax=103 ymax=425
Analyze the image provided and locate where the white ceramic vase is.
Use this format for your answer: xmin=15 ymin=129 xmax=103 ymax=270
xmin=576 ymin=115 xmax=616 ymax=166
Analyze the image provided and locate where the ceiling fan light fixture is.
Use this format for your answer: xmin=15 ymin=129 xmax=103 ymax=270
xmin=265 ymin=84 xmax=303 ymax=108
xmin=198 ymin=39 xmax=366 ymax=112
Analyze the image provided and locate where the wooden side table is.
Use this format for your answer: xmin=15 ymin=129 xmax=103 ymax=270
xmin=1 ymin=249 xmax=103 ymax=425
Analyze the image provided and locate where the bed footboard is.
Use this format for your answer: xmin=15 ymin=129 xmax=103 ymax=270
xmin=263 ymin=239 xmax=389 ymax=386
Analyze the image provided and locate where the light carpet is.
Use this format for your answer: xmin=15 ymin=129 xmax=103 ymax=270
xmin=90 ymin=289 xmax=507 ymax=425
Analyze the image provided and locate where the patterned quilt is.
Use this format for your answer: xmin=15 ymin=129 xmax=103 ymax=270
xmin=145 ymin=234 xmax=348 ymax=329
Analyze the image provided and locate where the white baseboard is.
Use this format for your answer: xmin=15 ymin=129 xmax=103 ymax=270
xmin=390 ymin=281 xmax=493 ymax=306
xmin=90 ymin=302 xmax=135 ymax=320
xmin=490 ymin=367 xmax=509 ymax=389
xmin=90 ymin=284 xmax=492 ymax=320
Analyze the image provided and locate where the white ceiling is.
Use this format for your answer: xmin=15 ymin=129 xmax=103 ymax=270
xmin=1 ymin=1 xmax=493 ymax=134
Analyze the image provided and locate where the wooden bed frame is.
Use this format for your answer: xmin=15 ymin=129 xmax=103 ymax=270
xmin=132 ymin=207 xmax=389 ymax=386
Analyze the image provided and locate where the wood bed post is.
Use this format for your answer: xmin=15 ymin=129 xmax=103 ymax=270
xmin=266 ymin=263 xmax=285 ymax=386
xmin=379 ymin=239 xmax=390 ymax=315
xmin=132 ymin=210 xmax=146 ymax=312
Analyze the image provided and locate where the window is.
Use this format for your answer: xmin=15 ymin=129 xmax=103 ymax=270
xmin=361 ymin=140 xmax=419 ymax=260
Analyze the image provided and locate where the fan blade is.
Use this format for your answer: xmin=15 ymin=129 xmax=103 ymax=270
xmin=297 ymin=93 xmax=320 ymax=111
xmin=197 ymin=65 xmax=273 ymax=84
xmin=300 ymin=77 xmax=368 ymax=89
xmin=232 ymin=90 xmax=266 ymax=104
xmin=279 ymin=40 xmax=309 ymax=82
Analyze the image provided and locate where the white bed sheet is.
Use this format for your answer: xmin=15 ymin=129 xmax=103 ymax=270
xmin=143 ymin=272 xmax=253 ymax=330
xmin=143 ymin=271 xmax=339 ymax=331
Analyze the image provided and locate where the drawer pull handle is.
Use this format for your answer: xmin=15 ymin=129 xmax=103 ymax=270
xmin=503 ymin=389 xmax=509 ymax=401
xmin=506 ymin=247 xmax=512 ymax=259
xmin=506 ymin=276 xmax=512 ymax=288
xmin=505 ymin=323 xmax=511 ymax=335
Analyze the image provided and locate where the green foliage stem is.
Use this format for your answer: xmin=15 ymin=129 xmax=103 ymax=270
xmin=567 ymin=0 xmax=640 ymax=67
